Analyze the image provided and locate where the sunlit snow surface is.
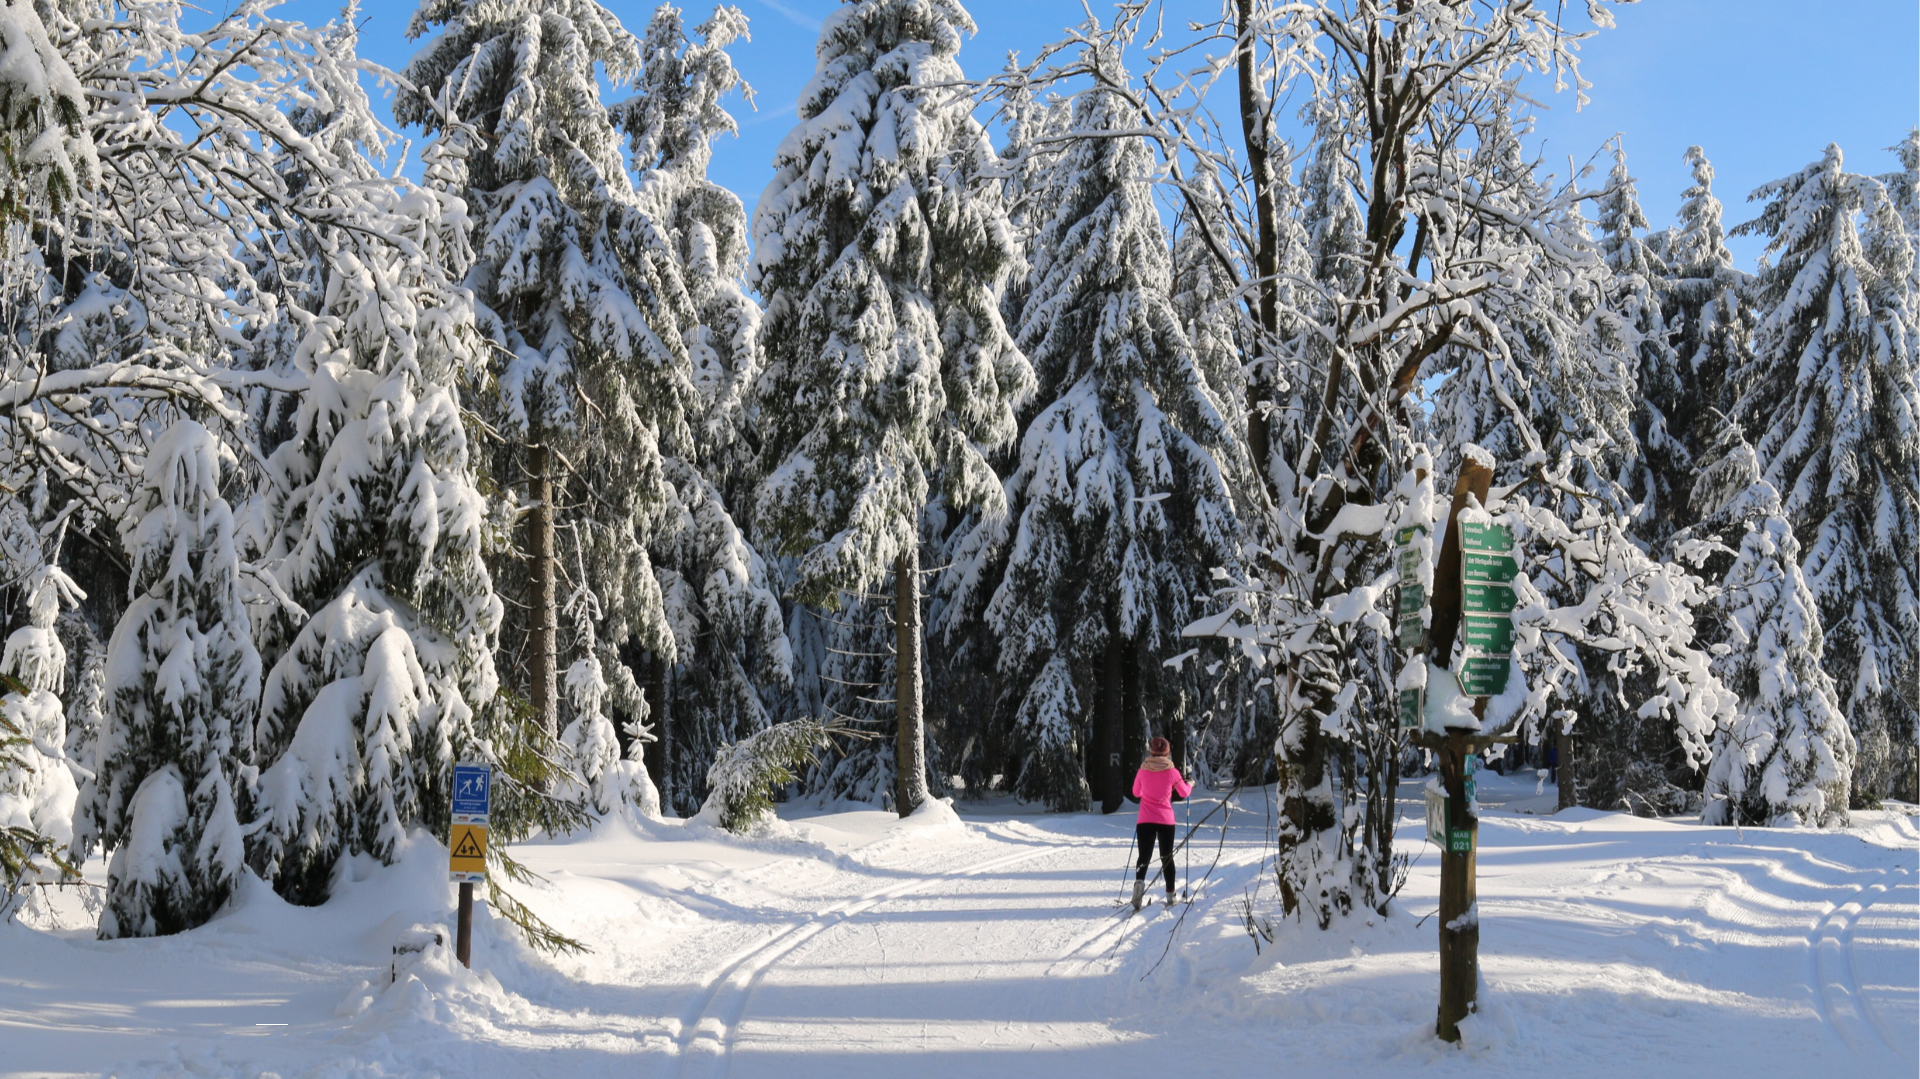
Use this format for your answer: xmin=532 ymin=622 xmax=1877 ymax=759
xmin=3 ymin=773 xmax=1914 ymax=1078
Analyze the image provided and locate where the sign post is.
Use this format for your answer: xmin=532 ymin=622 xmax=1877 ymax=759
xmin=450 ymin=762 xmax=492 ymax=969
xmin=1415 ymin=457 xmax=1496 ymax=1045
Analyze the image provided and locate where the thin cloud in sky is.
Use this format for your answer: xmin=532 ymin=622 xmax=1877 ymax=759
xmin=740 ymin=102 xmax=799 ymax=127
xmin=753 ymin=0 xmax=820 ymax=32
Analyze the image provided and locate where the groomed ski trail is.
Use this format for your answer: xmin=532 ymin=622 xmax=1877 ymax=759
xmin=1811 ymin=863 xmax=1916 ymax=1064
xmin=667 ymin=836 xmax=1058 ymax=1079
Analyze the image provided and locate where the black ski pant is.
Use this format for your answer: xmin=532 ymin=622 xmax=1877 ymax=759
xmin=1135 ymin=822 xmax=1176 ymax=889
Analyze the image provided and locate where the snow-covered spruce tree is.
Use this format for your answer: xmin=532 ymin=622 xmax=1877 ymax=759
xmin=991 ymin=69 xmax=1069 ymax=336
xmin=1165 ymin=184 xmax=1278 ymax=786
xmin=1597 ymin=144 xmax=1690 ymax=547
xmin=247 ymin=165 xmax=508 ymax=904
xmin=0 ymin=553 xmax=83 ymax=874
xmin=557 ymin=571 xmax=658 ymax=817
xmin=620 ymin=4 xmax=760 ymax=484
xmin=1731 ymin=144 xmax=1920 ymax=807
xmin=698 ymin=717 xmax=835 ymax=832
xmin=1702 ymin=509 xmax=1853 ymax=826
xmin=1881 ymin=129 xmax=1920 ymax=251
xmin=398 ymin=0 xmax=690 ymax=765
xmin=921 ymin=69 xmax=1065 ymax=798
xmin=612 ymin=5 xmax=792 ymax=816
xmin=943 ymin=75 xmax=1241 ymax=812
xmin=90 ymin=422 xmax=259 ymax=937
xmin=749 ymin=0 xmax=1032 ymax=814
xmin=1664 ymin=146 xmax=1755 ymax=475
xmin=1689 ymin=434 xmax=1853 ymax=826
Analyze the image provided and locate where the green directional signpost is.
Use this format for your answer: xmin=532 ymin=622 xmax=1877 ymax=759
xmin=1457 ymin=520 xmax=1515 ymax=700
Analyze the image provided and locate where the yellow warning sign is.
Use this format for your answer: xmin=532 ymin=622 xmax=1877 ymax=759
xmin=449 ymin=822 xmax=489 ymax=877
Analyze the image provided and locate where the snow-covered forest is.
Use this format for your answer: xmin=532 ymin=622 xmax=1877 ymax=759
xmin=0 ymin=0 xmax=1916 ymax=1072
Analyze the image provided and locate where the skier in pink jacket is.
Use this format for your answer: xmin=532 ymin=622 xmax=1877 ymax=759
xmin=1129 ymin=736 xmax=1192 ymax=910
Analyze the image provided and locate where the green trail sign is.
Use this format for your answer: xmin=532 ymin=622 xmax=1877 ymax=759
xmin=1458 ymin=518 xmax=1515 ymax=698
xmin=1460 ymin=613 xmax=1515 ymax=653
xmin=1396 ymin=525 xmax=1427 ymax=652
xmin=1462 ymin=581 xmax=1516 ymax=614
xmin=1458 ymin=655 xmax=1511 ymax=697
xmin=1460 ymin=521 xmax=1513 ymax=551
xmin=1461 ymin=550 xmax=1519 ymax=583
xmin=1398 ymin=547 xmax=1421 ymax=578
xmin=1399 ymin=584 xmax=1424 ymax=615
xmin=1398 ymin=688 xmax=1423 ymax=730
xmin=1426 ymin=785 xmax=1474 ymax=853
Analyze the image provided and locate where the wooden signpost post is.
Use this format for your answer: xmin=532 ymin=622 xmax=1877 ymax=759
xmin=1404 ymin=455 xmax=1523 ymax=1043
xmin=450 ymin=761 xmax=492 ymax=969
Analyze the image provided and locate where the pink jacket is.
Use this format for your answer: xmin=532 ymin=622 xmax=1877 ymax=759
xmin=1132 ymin=764 xmax=1192 ymax=826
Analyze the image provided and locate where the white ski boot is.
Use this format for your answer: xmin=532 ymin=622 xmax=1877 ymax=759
xmin=1131 ymin=879 xmax=1146 ymax=912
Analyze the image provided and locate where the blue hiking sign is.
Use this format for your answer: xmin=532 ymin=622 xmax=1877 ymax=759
xmin=452 ymin=762 xmax=492 ymax=820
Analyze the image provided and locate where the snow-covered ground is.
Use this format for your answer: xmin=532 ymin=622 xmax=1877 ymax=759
xmin=4 ymin=773 xmax=1915 ymax=1079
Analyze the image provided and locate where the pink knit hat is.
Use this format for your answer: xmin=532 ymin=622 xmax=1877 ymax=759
xmin=1148 ymin=737 xmax=1170 ymax=757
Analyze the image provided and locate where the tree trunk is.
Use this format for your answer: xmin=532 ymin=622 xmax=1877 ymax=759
xmin=1123 ymin=644 xmax=1145 ymax=793
xmin=643 ymin=650 xmax=671 ymax=814
xmin=893 ymin=542 xmax=929 ymax=818
xmin=1098 ymin=632 xmax=1127 ymax=814
xmin=1235 ymin=0 xmax=1280 ymax=498
xmin=527 ymin=437 xmax=558 ymax=742
xmin=1557 ymin=721 xmax=1576 ymax=811
xmin=1169 ymin=712 xmax=1188 ymax=790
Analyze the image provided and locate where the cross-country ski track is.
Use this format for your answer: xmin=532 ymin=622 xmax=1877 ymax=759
xmin=2 ymin=774 xmax=1916 ymax=1079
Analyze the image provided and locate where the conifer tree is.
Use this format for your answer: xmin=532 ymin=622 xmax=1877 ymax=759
xmin=1691 ymin=434 xmax=1853 ymax=826
xmin=1597 ymin=145 xmax=1689 ymax=545
xmin=1665 ymin=146 xmax=1754 ymax=479
xmin=91 ymin=422 xmax=259 ymax=936
xmin=749 ymin=0 xmax=1032 ymax=815
xmin=944 ymin=78 xmax=1240 ymax=811
xmin=1732 ymin=144 xmax=1920 ymax=806
xmin=558 ymin=570 xmax=658 ymax=816
xmin=0 ymin=553 xmax=83 ymax=861
xmin=615 ymin=5 xmax=791 ymax=814
xmin=399 ymin=0 xmax=691 ymax=755
xmin=248 ymin=173 xmax=506 ymax=903
xmin=1880 ymin=129 xmax=1920 ymax=246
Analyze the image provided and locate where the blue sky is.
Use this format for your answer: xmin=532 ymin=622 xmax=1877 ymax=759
xmin=318 ymin=0 xmax=1919 ymax=270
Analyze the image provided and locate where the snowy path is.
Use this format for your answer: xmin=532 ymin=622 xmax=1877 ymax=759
xmin=4 ymin=781 xmax=1918 ymax=1079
